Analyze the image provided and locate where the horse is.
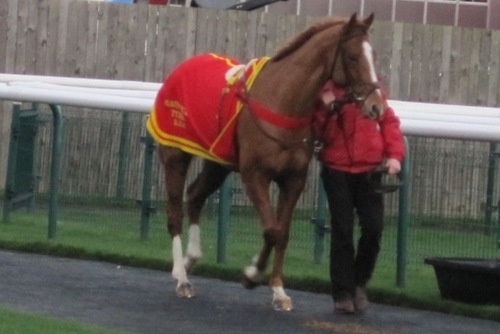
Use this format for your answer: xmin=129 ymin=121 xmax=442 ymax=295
xmin=146 ymin=13 xmax=385 ymax=311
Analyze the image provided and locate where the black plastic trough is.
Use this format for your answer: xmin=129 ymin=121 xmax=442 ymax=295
xmin=424 ymin=257 xmax=500 ymax=305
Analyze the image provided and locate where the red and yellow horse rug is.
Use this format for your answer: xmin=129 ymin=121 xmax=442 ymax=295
xmin=146 ymin=53 xmax=270 ymax=165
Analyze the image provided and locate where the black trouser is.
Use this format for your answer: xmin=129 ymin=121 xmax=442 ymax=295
xmin=321 ymin=167 xmax=384 ymax=301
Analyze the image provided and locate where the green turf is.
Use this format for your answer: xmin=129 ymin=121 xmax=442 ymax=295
xmin=0 ymin=308 xmax=128 ymax=334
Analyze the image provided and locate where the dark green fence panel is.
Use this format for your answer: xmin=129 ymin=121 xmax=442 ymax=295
xmin=2 ymin=103 xmax=40 ymax=222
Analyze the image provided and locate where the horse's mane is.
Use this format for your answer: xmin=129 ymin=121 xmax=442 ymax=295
xmin=271 ymin=18 xmax=347 ymax=62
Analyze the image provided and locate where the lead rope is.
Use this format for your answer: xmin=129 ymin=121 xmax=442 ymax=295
xmin=314 ymin=92 xmax=356 ymax=155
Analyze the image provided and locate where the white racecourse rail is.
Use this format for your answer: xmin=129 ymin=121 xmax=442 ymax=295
xmin=1 ymin=74 xmax=500 ymax=142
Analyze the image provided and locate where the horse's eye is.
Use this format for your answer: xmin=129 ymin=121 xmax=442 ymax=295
xmin=347 ymin=54 xmax=359 ymax=62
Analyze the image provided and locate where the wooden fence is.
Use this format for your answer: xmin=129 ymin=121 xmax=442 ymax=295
xmin=1 ymin=0 xmax=498 ymax=103
xmin=1 ymin=0 xmax=500 ymax=219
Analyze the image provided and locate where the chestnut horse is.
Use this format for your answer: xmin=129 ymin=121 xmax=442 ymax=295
xmin=147 ymin=13 xmax=384 ymax=311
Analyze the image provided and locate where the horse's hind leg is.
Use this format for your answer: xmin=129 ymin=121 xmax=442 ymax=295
xmin=184 ymin=160 xmax=230 ymax=272
xmin=158 ymin=146 xmax=194 ymax=298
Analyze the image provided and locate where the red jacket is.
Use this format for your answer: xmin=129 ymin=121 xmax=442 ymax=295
xmin=314 ymin=99 xmax=405 ymax=174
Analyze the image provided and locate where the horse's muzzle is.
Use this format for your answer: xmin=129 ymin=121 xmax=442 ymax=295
xmin=353 ymin=83 xmax=384 ymax=120
xmin=365 ymin=88 xmax=386 ymax=119
xmin=361 ymin=100 xmax=383 ymax=120
xmin=368 ymin=104 xmax=381 ymax=119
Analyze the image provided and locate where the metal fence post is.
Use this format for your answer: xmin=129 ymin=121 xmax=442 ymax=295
xmin=47 ymin=104 xmax=64 ymax=239
xmin=116 ymin=112 xmax=130 ymax=201
xmin=497 ymin=205 xmax=500 ymax=249
xmin=2 ymin=104 xmax=21 ymax=223
xmin=2 ymin=103 xmax=40 ymax=223
xmin=139 ymin=133 xmax=155 ymax=240
xmin=312 ymin=178 xmax=329 ymax=264
xmin=217 ymin=175 xmax=232 ymax=263
xmin=485 ymin=142 xmax=497 ymax=235
xmin=396 ymin=136 xmax=411 ymax=287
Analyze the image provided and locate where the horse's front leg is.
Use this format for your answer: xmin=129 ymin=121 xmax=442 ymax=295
xmin=267 ymin=222 xmax=293 ymax=312
xmin=268 ymin=175 xmax=307 ymax=311
xmin=241 ymin=173 xmax=295 ymax=310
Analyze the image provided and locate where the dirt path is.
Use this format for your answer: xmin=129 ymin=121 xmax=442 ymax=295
xmin=0 ymin=250 xmax=498 ymax=334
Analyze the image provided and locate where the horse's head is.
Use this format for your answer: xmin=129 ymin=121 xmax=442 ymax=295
xmin=332 ymin=13 xmax=385 ymax=119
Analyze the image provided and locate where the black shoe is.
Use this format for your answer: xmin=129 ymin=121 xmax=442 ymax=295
xmin=334 ymin=296 xmax=355 ymax=314
xmin=354 ymin=286 xmax=369 ymax=312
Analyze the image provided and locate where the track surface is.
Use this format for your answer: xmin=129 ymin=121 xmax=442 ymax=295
xmin=0 ymin=250 xmax=498 ymax=334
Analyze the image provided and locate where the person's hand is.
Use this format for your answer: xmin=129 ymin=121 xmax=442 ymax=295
xmin=385 ymin=158 xmax=401 ymax=175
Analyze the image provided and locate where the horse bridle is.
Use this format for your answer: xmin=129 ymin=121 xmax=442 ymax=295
xmin=233 ymin=26 xmax=381 ymax=150
xmin=314 ymin=30 xmax=381 ymax=153
xmin=329 ymin=28 xmax=381 ymax=110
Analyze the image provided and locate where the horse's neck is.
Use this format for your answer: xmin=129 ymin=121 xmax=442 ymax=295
xmin=248 ymin=61 xmax=321 ymax=118
xmin=251 ymin=28 xmax=342 ymax=118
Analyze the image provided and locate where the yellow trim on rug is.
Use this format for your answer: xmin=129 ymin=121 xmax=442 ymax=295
xmin=146 ymin=108 xmax=230 ymax=165
xmin=146 ymin=56 xmax=271 ymax=165
xmin=209 ymin=57 xmax=271 ymax=159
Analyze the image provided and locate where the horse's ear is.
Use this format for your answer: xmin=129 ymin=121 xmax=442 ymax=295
xmin=348 ymin=13 xmax=357 ymax=26
xmin=364 ymin=13 xmax=375 ymax=27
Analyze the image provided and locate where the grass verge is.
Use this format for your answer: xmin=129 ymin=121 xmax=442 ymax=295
xmin=0 ymin=307 xmax=128 ymax=334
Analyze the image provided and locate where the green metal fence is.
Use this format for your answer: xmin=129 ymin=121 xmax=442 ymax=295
xmin=2 ymin=105 xmax=500 ymax=287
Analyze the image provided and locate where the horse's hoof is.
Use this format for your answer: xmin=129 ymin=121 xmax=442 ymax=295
xmin=176 ymin=282 xmax=195 ymax=298
xmin=241 ymin=275 xmax=260 ymax=289
xmin=272 ymin=297 xmax=294 ymax=311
